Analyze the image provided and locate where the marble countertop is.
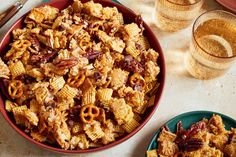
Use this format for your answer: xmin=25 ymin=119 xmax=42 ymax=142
xmin=0 ymin=0 xmax=235 ymax=157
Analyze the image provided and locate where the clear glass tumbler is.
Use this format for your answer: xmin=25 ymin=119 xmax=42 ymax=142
xmin=155 ymin=0 xmax=204 ymax=32
xmin=185 ymin=10 xmax=236 ymax=80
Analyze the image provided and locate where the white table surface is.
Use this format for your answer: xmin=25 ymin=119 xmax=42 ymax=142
xmin=0 ymin=0 xmax=235 ymax=157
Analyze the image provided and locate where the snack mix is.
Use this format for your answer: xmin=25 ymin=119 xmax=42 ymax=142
xmin=146 ymin=115 xmax=236 ymax=157
xmin=0 ymin=0 xmax=160 ymax=150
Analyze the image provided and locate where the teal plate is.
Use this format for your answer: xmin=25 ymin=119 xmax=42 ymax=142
xmin=146 ymin=111 xmax=236 ymax=156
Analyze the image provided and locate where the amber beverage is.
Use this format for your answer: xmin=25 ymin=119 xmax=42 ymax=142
xmin=185 ymin=10 xmax=236 ymax=80
xmin=155 ymin=0 xmax=204 ymax=32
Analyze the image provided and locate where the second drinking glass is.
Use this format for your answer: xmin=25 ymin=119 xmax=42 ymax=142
xmin=155 ymin=0 xmax=204 ymax=32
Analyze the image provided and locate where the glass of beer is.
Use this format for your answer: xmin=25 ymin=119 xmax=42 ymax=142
xmin=185 ymin=10 xmax=236 ymax=80
xmin=155 ymin=0 xmax=204 ymax=32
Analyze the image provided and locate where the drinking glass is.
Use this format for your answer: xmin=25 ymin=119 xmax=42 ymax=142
xmin=155 ymin=0 xmax=204 ymax=32
xmin=185 ymin=10 xmax=236 ymax=80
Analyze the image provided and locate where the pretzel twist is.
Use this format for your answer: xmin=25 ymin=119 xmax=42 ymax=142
xmin=8 ymin=80 xmax=23 ymax=99
xmin=80 ymin=104 xmax=100 ymax=123
xmin=129 ymin=73 xmax=145 ymax=87
xmin=12 ymin=40 xmax=31 ymax=51
xmin=67 ymin=74 xmax=86 ymax=88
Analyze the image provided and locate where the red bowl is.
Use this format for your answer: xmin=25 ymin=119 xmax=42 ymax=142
xmin=0 ymin=0 xmax=165 ymax=154
xmin=216 ymin=0 xmax=236 ymax=13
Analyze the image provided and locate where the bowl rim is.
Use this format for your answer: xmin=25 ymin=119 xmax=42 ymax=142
xmin=0 ymin=0 xmax=166 ymax=154
xmin=146 ymin=110 xmax=236 ymax=153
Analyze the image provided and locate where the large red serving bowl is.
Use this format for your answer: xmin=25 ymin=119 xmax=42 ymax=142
xmin=0 ymin=0 xmax=165 ymax=154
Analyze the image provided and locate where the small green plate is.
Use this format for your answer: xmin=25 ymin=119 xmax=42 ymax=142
xmin=146 ymin=111 xmax=236 ymax=156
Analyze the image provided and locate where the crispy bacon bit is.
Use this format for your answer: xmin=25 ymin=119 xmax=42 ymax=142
xmin=178 ymin=138 xmax=204 ymax=152
xmin=53 ymin=57 xmax=78 ymax=70
xmin=85 ymin=50 xmax=100 ymax=62
xmin=15 ymin=74 xmax=36 ymax=84
xmin=27 ymin=36 xmax=41 ymax=53
xmin=67 ymin=105 xmax=81 ymax=122
xmin=119 ymin=55 xmax=144 ymax=73
xmin=94 ymin=72 xmax=102 ymax=80
xmin=1 ymin=79 xmax=11 ymax=99
xmin=135 ymin=15 xmax=145 ymax=34
xmin=30 ymin=49 xmax=57 ymax=64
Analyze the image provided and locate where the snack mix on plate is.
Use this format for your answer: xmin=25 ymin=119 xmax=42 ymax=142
xmin=146 ymin=114 xmax=236 ymax=157
xmin=0 ymin=0 xmax=160 ymax=150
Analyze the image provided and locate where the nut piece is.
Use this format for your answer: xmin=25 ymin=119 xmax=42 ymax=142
xmin=177 ymin=138 xmax=204 ymax=152
xmin=53 ymin=57 xmax=78 ymax=70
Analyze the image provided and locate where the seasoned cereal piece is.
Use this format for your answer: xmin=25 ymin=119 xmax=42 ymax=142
xmin=96 ymin=30 xmax=125 ymax=53
xmin=210 ymin=133 xmax=229 ymax=150
xmin=158 ymin=140 xmax=178 ymax=156
xmin=82 ymin=87 xmax=96 ymax=105
xmin=96 ymin=88 xmax=113 ymax=102
xmin=54 ymin=121 xmax=71 ymax=150
xmin=144 ymin=49 xmax=159 ymax=62
xmin=31 ymin=131 xmax=47 ymax=142
xmin=107 ymin=37 xmax=125 ymax=53
xmin=122 ymin=118 xmax=140 ymax=133
xmin=57 ymin=84 xmax=78 ymax=100
xmin=27 ymin=68 xmax=44 ymax=81
xmin=5 ymin=100 xmax=18 ymax=112
xmin=26 ymin=8 xmax=45 ymax=23
xmin=94 ymin=52 xmax=114 ymax=71
xmin=193 ymin=130 xmax=211 ymax=145
xmin=72 ymin=0 xmax=83 ymax=13
xmin=83 ymin=1 xmax=103 ymax=18
xmin=110 ymin=68 xmax=129 ymax=90
xmin=144 ymin=61 xmax=160 ymax=83
xmin=84 ymin=121 xmax=105 ymax=141
xmin=12 ymin=105 xmax=28 ymax=126
xmin=101 ymin=120 xmax=116 ymax=145
xmin=133 ymin=103 xmax=147 ymax=114
xmin=186 ymin=146 xmax=223 ymax=157
xmin=70 ymin=134 xmax=89 ymax=150
xmin=224 ymin=143 xmax=236 ymax=157
xmin=138 ymin=36 xmax=150 ymax=50
xmin=71 ymin=123 xmax=83 ymax=134
xmin=126 ymin=41 xmax=141 ymax=59
xmin=208 ymin=114 xmax=226 ymax=134
xmin=158 ymin=129 xmax=177 ymax=142
xmin=125 ymin=90 xmax=145 ymax=107
xmin=24 ymin=110 xmax=39 ymax=126
xmin=49 ymin=76 xmax=65 ymax=93
xmin=102 ymin=7 xmax=119 ymax=20
xmin=0 ymin=58 xmax=10 ymax=79
xmin=38 ymin=5 xmax=59 ymax=21
xmin=146 ymin=149 xmax=158 ymax=157
xmin=34 ymin=86 xmax=51 ymax=104
xmin=124 ymin=23 xmax=141 ymax=39
xmin=110 ymin=98 xmax=134 ymax=125
xmin=133 ymin=113 xmax=142 ymax=122
xmin=52 ymin=110 xmax=71 ymax=150
xmin=9 ymin=60 xmax=26 ymax=78
xmin=29 ymin=99 xmax=39 ymax=113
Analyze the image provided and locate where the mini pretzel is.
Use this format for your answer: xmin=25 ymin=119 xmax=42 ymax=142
xmin=12 ymin=40 xmax=31 ymax=51
xmin=8 ymin=80 xmax=23 ymax=99
xmin=80 ymin=104 xmax=100 ymax=124
xmin=129 ymin=73 xmax=145 ymax=87
xmin=67 ymin=74 xmax=86 ymax=88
